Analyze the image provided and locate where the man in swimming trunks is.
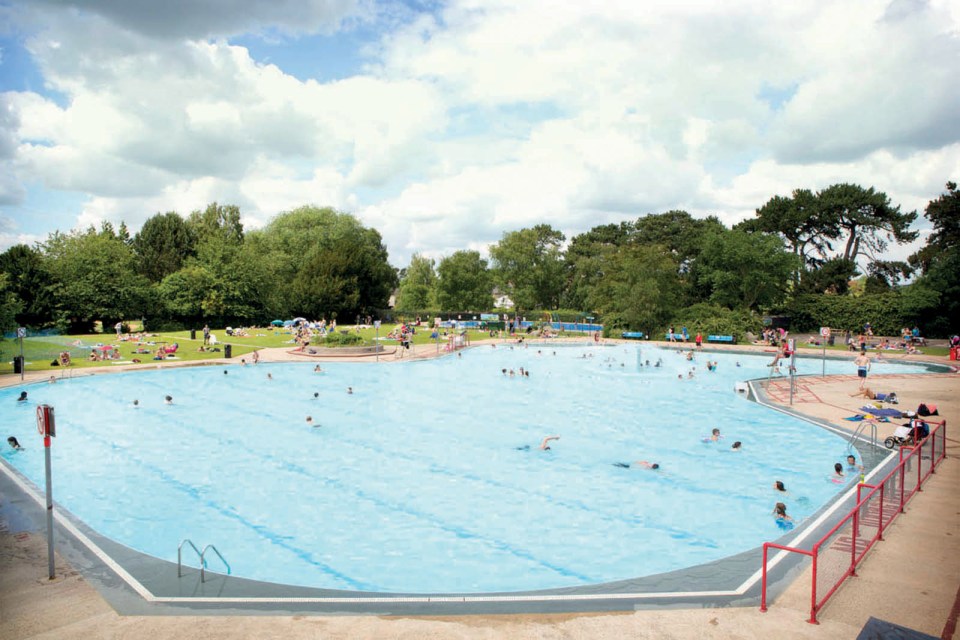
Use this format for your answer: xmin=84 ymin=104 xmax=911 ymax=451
xmin=854 ymin=353 xmax=871 ymax=389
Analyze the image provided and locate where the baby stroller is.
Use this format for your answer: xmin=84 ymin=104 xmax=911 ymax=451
xmin=884 ymin=418 xmax=929 ymax=449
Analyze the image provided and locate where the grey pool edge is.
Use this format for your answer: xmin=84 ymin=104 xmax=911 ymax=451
xmin=0 ymin=365 xmax=911 ymax=617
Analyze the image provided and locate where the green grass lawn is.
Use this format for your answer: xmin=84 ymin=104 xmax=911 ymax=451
xmin=3 ymin=327 xmax=947 ymax=376
xmin=0 ymin=325 xmax=516 ymax=375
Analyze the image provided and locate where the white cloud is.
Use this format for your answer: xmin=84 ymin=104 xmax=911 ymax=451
xmin=25 ymin=0 xmax=368 ymax=40
xmin=0 ymin=0 xmax=957 ymax=265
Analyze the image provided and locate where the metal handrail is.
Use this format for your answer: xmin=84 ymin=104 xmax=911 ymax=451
xmin=200 ymin=544 xmax=231 ymax=582
xmin=848 ymin=419 xmax=878 ymax=449
xmin=177 ymin=539 xmax=204 ymax=578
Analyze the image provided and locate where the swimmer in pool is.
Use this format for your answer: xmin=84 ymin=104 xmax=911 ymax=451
xmin=314 ymin=365 xmax=323 ymax=373
xmin=711 ymin=428 xmax=721 ymax=442
xmin=17 ymin=391 xmax=27 ymax=402
xmin=833 ymin=462 xmax=845 ymax=479
xmin=539 ymin=435 xmax=560 ymax=450
xmin=164 ymin=395 xmax=173 ymax=404
xmin=773 ymin=502 xmax=793 ymax=521
xmin=731 ymin=441 xmax=742 ymax=451
xmin=132 ymin=399 xmax=139 ymax=408
xmin=846 ymin=454 xmax=863 ymax=472
xmin=7 ymin=436 xmax=22 ymax=450
xmin=613 ymin=460 xmax=660 ymax=470
xmin=774 ymin=480 xmax=786 ymax=492
xmin=313 ymin=392 xmax=319 ymax=398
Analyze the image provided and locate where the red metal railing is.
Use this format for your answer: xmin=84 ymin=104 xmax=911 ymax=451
xmin=760 ymin=419 xmax=947 ymax=623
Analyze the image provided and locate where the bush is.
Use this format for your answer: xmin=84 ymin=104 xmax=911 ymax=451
xmin=778 ymin=289 xmax=940 ymax=336
xmin=667 ymin=304 xmax=761 ymax=343
xmin=323 ymin=331 xmax=364 ymax=346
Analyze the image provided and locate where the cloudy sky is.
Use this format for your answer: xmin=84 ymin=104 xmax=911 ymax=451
xmin=1 ymin=0 xmax=958 ymax=267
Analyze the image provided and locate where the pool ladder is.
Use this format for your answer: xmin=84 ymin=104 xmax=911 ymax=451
xmin=178 ymin=539 xmax=231 ymax=582
xmin=848 ymin=419 xmax=878 ymax=449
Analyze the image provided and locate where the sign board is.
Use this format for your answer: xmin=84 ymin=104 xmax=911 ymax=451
xmin=820 ymin=327 xmax=831 ymax=338
xmin=374 ymin=320 xmax=381 ymax=329
xmin=36 ymin=405 xmax=56 ymax=437
xmin=17 ymin=327 xmax=26 ymax=338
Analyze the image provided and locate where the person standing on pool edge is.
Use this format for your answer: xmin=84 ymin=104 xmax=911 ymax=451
xmin=854 ymin=352 xmax=871 ymax=390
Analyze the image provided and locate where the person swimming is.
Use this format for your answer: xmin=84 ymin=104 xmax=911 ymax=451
xmin=711 ymin=428 xmax=721 ymax=442
xmin=17 ymin=391 xmax=27 ymax=402
xmin=774 ymin=480 xmax=786 ymax=492
xmin=7 ymin=436 xmax=22 ymax=450
xmin=132 ymin=399 xmax=139 ymax=408
xmin=832 ymin=462 xmax=845 ymax=481
xmin=731 ymin=441 xmax=742 ymax=451
xmin=313 ymin=392 xmax=319 ymax=398
xmin=773 ymin=502 xmax=793 ymax=521
xmin=517 ymin=435 xmax=560 ymax=451
xmin=846 ymin=454 xmax=863 ymax=472
xmin=164 ymin=395 xmax=173 ymax=404
xmin=613 ymin=460 xmax=660 ymax=470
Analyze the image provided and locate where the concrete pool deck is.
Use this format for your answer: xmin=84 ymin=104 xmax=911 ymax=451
xmin=1 ymin=340 xmax=958 ymax=638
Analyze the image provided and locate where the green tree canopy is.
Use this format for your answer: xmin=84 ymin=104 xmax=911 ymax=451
xmin=0 ymin=273 xmax=23 ymax=337
xmin=817 ymin=183 xmax=918 ymax=264
xmin=698 ymin=228 xmax=798 ymax=311
xmin=908 ymin=181 xmax=960 ymax=336
xmin=0 ymin=244 xmax=55 ymax=327
xmin=436 ymin=250 xmax=492 ymax=311
xmin=395 ymin=253 xmax=437 ymax=311
xmin=585 ymin=244 xmax=681 ymax=332
xmin=489 ymin=224 xmax=565 ymax=311
xmin=247 ymin=205 xmax=396 ymax=319
xmin=133 ymin=212 xmax=196 ymax=283
xmin=42 ymin=225 xmax=150 ymax=331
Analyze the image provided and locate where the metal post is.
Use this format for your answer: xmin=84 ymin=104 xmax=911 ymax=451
xmin=822 ymin=342 xmax=826 ymax=378
xmin=759 ymin=543 xmax=769 ymax=612
xmin=19 ymin=328 xmax=25 ymax=381
xmin=375 ymin=322 xmax=379 ymax=362
xmin=789 ymin=347 xmax=796 ymax=405
xmin=44 ymin=435 xmax=54 ymax=579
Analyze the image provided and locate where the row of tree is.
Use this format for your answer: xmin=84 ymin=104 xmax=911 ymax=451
xmin=1 ymin=182 xmax=957 ymax=338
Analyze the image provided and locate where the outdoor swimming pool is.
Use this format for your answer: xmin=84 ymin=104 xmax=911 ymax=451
xmin=0 ymin=344 xmax=932 ymax=593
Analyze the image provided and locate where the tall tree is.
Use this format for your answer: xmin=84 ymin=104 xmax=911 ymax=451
xmin=817 ymin=183 xmax=918 ymax=264
xmin=133 ymin=212 xmax=196 ymax=283
xmin=436 ymin=250 xmax=492 ymax=311
xmin=0 ymin=273 xmax=22 ymax=337
xmin=0 ymin=244 xmax=55 ymax=326
xmin=42 ymin=228 xmax=151 ymax=331
xmin=489 ymin=224 xmax=565 ymax=311
xmin=908 ymin=181 xmax=960 ymax=336
xmin=739 ymin=189 xmax=836 ymax=284
xmin=909 ymin=181 xmax=960 ymax=275
xmin=396 ymin=253 xmax=437 ymax=311
xmin=698 ymin=228 xmax=798 ymax=311
xmin=248 ymin=205 xmax=396 ymax=318
xmin=585 ymin=244 xmax=680 ymax=332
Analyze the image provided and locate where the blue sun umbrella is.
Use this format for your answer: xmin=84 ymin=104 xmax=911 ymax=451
xmin=271 ymin=320 xmax=285 ymax=326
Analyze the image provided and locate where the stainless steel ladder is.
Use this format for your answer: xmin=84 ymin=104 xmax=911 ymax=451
xmin=178 ymin=539 xmax=231 ymax=582
xmin=848 ymin=419 xmax=878 ymax=449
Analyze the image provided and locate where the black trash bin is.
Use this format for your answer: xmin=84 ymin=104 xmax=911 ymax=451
xmin=190 ymin=329 xmax=196 ymax=340
xmin=13 ymin=356 xmax=23 ymax=374
xmin=224 ymin=344 xmax=232 ymax=359
xmin=828 ymin=335 xmax=835 ymax=347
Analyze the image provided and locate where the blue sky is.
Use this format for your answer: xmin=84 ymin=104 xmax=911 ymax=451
xmin=1 ymin=0 xmax=958 ymax=266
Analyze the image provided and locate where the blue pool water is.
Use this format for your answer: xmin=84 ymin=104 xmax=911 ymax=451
xmin=0 ymin=344 xmax=930 ymax=593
